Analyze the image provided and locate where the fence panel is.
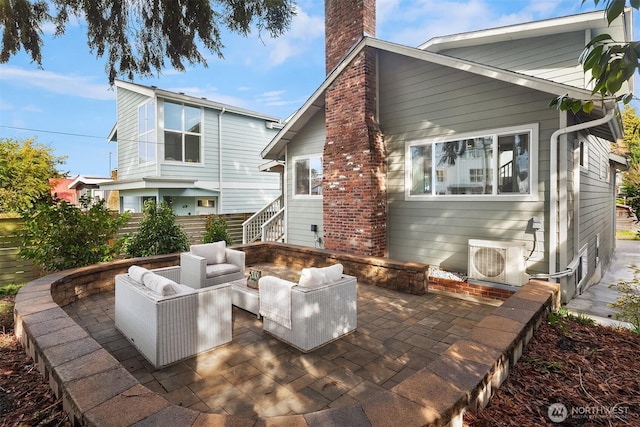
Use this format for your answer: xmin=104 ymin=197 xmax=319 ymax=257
xmin=1 ymin=213 xmax=250 ymax=287
xmin=0 ymin=218 xmax=42 ymax=286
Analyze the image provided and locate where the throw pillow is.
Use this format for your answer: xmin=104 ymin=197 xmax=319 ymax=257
xmin=128 ymin=265 xmax=150 ymax=283
xmin=298 ymin=264 xmax=344 ymax=287
xmin=190 ymin=241 xmax=226 ymax=264
xmin=143 ymin=273 xmax=178 ymax=296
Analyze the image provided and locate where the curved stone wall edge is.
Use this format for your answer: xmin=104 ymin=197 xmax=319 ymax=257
xmin=13 ymin=249 xmax=560 ymax=427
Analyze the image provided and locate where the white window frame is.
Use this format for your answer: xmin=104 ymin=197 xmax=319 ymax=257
xmin=405 ymin=123 xmax=538 ymax=202
xmin=162 ymin=100 xmax=203 ymax=164
xmin=292 ymin=154 xmax=323 ymax=199
xmin=138 ymin=99 xmax=156 ymax=164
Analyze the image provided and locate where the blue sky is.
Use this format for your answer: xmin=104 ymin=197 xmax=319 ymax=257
xmin=0 ymin=0 xmax=637 ymax=177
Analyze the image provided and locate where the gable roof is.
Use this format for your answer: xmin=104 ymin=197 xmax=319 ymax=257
xmin=115 ymin=80 xmax=283 ymax=122
xmin=262 ymin=36 xmax=620 ymax=160
xmin=419 ymin=9 xmax=632 ymax=52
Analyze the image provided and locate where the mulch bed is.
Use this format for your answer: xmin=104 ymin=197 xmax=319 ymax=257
xmin=0 ymin=296 xmax=70 ymax=427
xmin=465 ymin=315 xmax=640 ymax=426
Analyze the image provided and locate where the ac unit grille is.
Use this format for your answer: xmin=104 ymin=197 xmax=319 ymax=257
xmin=468 ymin=239 xmax=527 ymax=286
xmin=472 ymin=247 xmax=506 ymax=278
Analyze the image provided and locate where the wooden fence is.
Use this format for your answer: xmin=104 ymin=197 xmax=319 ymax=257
xmin=0 ymin=213 xmax=251 ymax=287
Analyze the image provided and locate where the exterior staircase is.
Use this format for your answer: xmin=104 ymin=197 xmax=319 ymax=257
xmin=242 ymin=196 xmax=284 ymax=244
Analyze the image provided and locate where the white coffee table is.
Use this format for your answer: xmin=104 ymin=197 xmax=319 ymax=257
xmin=230 ymin=279 xmax=260 ymax=318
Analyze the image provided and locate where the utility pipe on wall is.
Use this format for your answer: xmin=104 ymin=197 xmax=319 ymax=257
xmin=218 ymin=107 xmax=226 ymax=213
xmin=547 ymin=108 xmax=616 ymax=280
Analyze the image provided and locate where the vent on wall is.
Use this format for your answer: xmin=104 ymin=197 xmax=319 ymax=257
xmin=468 ymin=239 xmax=528 ymax=286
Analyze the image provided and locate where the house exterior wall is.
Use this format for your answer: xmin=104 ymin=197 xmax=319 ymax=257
xmin=113 ymin=85 xmax=280 ymax=214
xmin=286 ymin=112 xmax=326 ymax=247
xmin=577 ymin=132 xmax=616 ymax=290
xmin=378 ymin=51 xmax=556 ymax=275
xmin=438 ymin=31 xmax=587 ymax=88
xmin=116 ymin=87 xmax=156 ymax=180
xmin=219 ymin=112 xmax=281 ymax=213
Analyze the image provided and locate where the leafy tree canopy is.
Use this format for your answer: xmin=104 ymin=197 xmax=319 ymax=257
xmin=0 ymin=137 xmax=66 ymax=213
xmin=551 ymin=0 xmax=639 ymax=113
xmin=0 ymin=0 xmax=296 ymax=84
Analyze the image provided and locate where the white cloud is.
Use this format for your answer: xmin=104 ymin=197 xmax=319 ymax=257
xmin=166 ymin=85 xmax=250 ymax=108
xmin=0 ymin=65 xmax=115 ymax=100
xmin=262 ymin=5 xmax=325 ymax=67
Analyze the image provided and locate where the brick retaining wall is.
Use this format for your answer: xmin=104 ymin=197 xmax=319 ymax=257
xmin=14 ymin=243 xmax=560 ymax=426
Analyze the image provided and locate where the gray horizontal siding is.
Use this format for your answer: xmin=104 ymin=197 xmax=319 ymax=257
xmin=116 ymin=87 xmax=155 ymax=180
xmin=286 ymin=111 xmax=326 ymax=247
xmin=439 ymin=31 xmax=587 ymax=88
xmin=379 ymin=50 xmax=556 ymax=275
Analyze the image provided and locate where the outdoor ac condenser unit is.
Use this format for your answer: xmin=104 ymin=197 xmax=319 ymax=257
xmin=468 ymin=239 xmax=527 ymax=286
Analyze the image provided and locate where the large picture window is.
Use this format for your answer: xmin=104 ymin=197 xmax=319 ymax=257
xmin=294 ymin=155 xmax=323 ymax=197
xmin=138 ymin=100 xmax=156 ymax=163
xmin=164 ymin=101 xmax=201 ymax=163
xmin=407 ymin=125 xmax=536 ymax=199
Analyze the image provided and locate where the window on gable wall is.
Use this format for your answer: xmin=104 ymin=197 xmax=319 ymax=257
xmin=294 ymin=155 xmax=323 ymax=197
xmin=138 ymin=100 xmax=156 ymax=163
xmin=164 ymin=101 xmax=202 ymax=163
xmin=407 ymin=124 xmax=537 ymax=199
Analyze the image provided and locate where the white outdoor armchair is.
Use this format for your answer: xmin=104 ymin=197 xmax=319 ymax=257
xmin=260 ymin=264 xmax=357 ymax=353
xmin=115 ymin=266 xmax=232 ymax=368
xmin=180 ymin=241 xmax=245 ymax=288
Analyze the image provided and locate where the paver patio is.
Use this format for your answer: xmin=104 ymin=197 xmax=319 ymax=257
xmin=63 ymin=275 xmax=497 ymax=418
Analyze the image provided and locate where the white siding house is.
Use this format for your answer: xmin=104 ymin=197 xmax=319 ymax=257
xmin=101 ymin=81 xmax=283 ymax=215
xmin=261 ymin=7 xmax=632 ymax=303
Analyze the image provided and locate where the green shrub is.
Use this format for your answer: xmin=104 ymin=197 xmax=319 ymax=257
xmin=0 ymin=283 xmax=23 ymax=297
xmin=123 ymin=199 xmax=189 ymax=257
xmin=203 ymin=216 xmax=233 ymax=246
xmin=19 ymin=194 xmax=129 ymax=272
xmin=609 ymin=265 xmax=640 ymax=333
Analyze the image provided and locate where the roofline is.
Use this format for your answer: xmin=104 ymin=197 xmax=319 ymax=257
xmin=418 ymin=9 xmax=618 ymax=51
xmin=262 ymin=36 xmax=616 ymax=159
xmin=114 ymin=80 xmax=283 ymax=123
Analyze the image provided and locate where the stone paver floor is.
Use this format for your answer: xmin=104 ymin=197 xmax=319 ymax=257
xmin=63 ymin=283 xmax=497 ymax=418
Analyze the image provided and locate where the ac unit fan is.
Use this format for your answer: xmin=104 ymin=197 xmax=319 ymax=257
xmin=468 ymin=239 xmax=527 ymax=286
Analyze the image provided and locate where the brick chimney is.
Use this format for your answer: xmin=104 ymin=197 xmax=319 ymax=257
xmin=323 ymin=0 xmax=387 ymax=257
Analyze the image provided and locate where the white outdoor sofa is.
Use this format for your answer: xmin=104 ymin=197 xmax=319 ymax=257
xmin=115 ymin=265 xmax=232 ymax=368
xmin=259 ymin=264 xmax=357 ymax=353
xmin=180 ymin=242 xmax=245 ymax=288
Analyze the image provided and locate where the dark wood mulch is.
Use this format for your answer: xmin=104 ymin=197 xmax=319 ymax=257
xmin=0 ymin=296 xmax=71 ymax=427
xmin=465 ymin=316 xmax=640 ymax=426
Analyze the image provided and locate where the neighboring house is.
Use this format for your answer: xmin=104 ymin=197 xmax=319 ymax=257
xmin=100 ymin=81 xmax=283 ymax=216
xmin=49 ymin=177 xmax=77 ymax=205
xmin=68 ymin=175 xmax=114 ymax=203
xmin=49 ymin=175 xmax=115 ymax=209
xmin=261 ymin=2 xmax=632 ymax=302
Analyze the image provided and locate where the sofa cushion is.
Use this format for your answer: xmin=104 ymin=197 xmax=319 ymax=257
xmin=143 ymin=272 xmax=179 ymax=296
xmin=298 ymin=264 xmax=344 ymax=288
xmin=128 ymin=265 xmax=150 ymax=283
xmin=190 ymin=241 xmax=226 ymax=265
xmin=206 ymin=263 xmax=241 ymax=278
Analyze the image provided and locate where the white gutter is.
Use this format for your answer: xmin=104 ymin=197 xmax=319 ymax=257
xmin=218 ymin=108 xmax=226 ymax=213
xmin=547 ymin=108 xmax=616 ymax=278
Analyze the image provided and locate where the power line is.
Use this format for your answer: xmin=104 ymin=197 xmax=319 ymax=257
xmin=0 ymin=125 xmax=107 ymax=140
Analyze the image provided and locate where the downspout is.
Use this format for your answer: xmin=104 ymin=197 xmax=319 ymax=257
xmin=218 ymin=108 xmax=226 ymax=213
xmin=545 ymin=108 xmax=616 ymax=279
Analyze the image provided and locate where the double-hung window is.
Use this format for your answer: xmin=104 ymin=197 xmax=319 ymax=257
xmin=293 ymin=155 xmax=323 ymax=197
xmin=138 ymin=100 xmax=156 ymax=163
xmin=164 ymin=101 xmax=202 ymax=163
xmin=407 ymin=124 xmax=537 ymax=200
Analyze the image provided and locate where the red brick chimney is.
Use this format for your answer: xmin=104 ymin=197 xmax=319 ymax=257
xmin=323 ymin=0 xmax=387 ymax=257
